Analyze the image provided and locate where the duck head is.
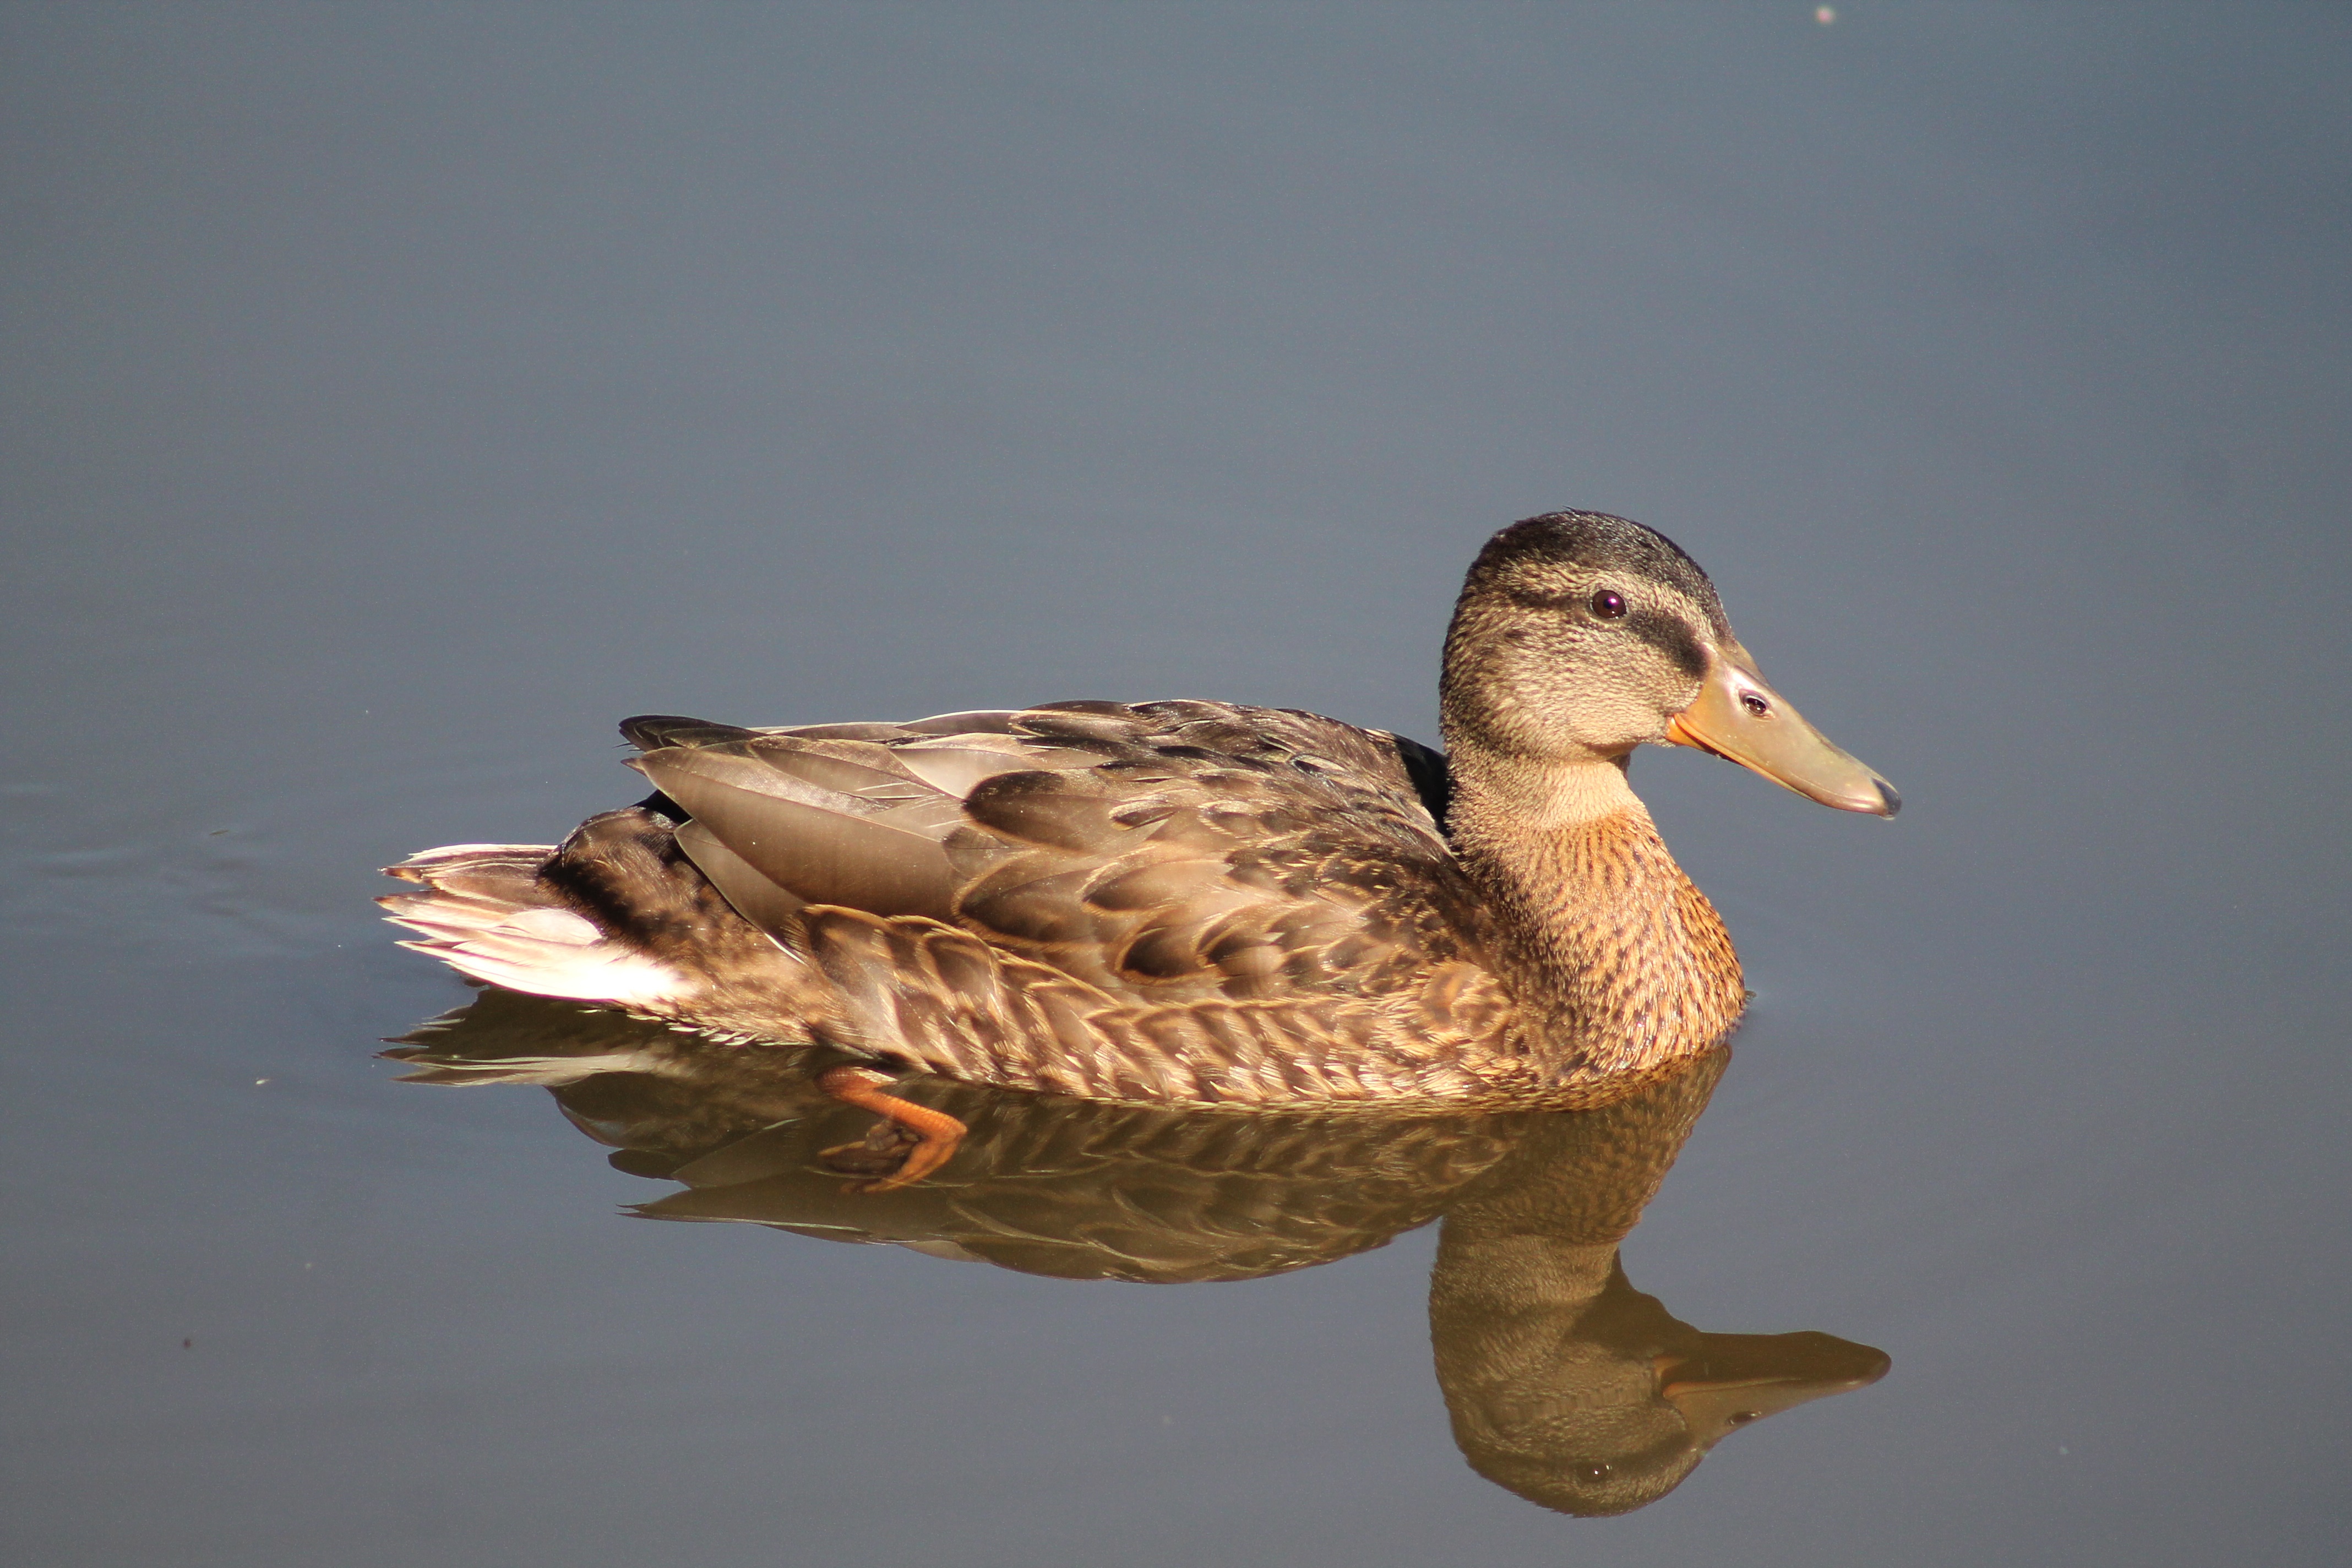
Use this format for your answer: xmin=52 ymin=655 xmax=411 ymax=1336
xmin=1440 ymin=511 xmax=1898 ymax=816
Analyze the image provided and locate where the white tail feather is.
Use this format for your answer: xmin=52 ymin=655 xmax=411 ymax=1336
xmin=382 ymin=843 xmax=688 ymax=1010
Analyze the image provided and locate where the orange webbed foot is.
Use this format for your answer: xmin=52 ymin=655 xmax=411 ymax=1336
xmin=814 ymin=1065 xmax=967 ymax=1193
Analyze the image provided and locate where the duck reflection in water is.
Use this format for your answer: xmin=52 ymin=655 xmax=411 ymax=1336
xmin=386 ymin=989 xmax=1888 ymax=1517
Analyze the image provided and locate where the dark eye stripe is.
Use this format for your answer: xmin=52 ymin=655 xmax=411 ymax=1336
xmin=1498 ymin=585 xmax=1708 ymax=676
xmin=1626 ymin=607 xmax=1708 ymax=677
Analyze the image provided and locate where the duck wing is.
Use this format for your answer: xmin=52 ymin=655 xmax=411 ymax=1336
xmin=623 ymin=700 xmax=1523 ymax=1103
xmin=625 ymin=699 xmax=1486 ymax=1005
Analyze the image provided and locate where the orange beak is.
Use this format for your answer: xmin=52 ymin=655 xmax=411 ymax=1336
xmin=1663 ymin=638 xmax=1899 ymax=816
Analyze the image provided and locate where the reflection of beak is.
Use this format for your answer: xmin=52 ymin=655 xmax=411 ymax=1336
xmin=1664 ymin=639 xmax=1901 ymax=816
xmin=1656 ymin=1332 xmax=1892 ymax=1449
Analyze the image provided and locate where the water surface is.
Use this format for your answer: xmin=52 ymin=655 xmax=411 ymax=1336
xmin=5 ymin=6 xmax=2347 ymax=1564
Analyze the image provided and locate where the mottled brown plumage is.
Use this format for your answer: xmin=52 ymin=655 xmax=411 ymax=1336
xmin=383 ymin=511 xmax=1896 ymax=1109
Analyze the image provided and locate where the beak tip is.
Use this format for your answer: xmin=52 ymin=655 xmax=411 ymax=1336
xmin=1874 ymin=780 xmax=1901 ymax=818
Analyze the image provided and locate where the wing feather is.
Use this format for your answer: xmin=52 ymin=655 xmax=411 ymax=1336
xmin=634 ymin=742 xmax=960 ymax=920
xmin=623 ymin=701 xmax=1490 ymax=1046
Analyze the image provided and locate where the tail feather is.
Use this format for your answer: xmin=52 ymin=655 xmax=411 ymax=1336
xmin=380 ymin=842 xmax=689 ymax=1009
xmin=382 ymin=842 xmax=550 ymax=888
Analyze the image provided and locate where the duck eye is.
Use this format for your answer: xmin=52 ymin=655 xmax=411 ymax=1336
xmin=1589 ymin=589 xmax=1626 ymax=619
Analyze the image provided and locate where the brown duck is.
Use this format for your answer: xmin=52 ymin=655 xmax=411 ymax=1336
xmin=384 ymin=511 xmax=1897 ymax=1182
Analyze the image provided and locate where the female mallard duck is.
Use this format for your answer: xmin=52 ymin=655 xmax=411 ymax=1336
xmin=384 ymin=511 xmax=1896 ymax=1181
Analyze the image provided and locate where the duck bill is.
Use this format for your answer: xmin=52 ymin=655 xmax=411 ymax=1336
xmin=1663 ymin=640 xmax=1900 ymax=816
xmin=1657 ymin=1332 xmax=1893 ymax=1449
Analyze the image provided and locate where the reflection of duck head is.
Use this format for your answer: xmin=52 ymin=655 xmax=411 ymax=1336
xmin=1434 ymin=1256 xmax=1888 ymax=1516
xmin=1429 ymin=1056 xmax=1889 ymax=1515
xmin=386 ymin=990 xmax=1886 ymax=1514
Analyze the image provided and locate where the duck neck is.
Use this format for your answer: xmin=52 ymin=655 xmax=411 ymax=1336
xmin=1442 ymin=743 xmax=1745 ymax=1078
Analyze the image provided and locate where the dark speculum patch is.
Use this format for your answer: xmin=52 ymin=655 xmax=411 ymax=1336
xmin=1391 ymin=733 xmax=1453 ymax=829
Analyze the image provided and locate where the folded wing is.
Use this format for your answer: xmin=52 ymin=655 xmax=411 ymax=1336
xmin=626 ymin=699 xmax=1490 ymax=1010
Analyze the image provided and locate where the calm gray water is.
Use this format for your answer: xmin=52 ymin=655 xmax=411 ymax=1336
xmin=5 ymin=6 xmax=2348 ymax=1564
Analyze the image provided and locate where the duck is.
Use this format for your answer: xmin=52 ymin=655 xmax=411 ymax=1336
xmin=383 ymin=510 xmax=1897 ymax=1184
